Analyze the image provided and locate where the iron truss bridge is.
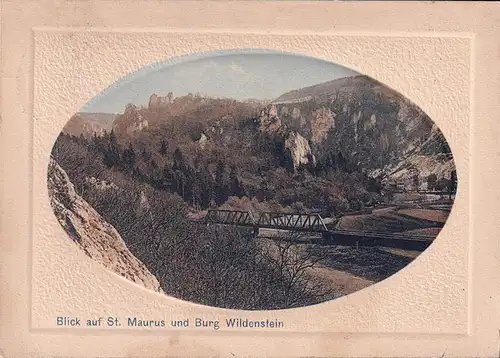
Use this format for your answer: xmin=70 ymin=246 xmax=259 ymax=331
xmin=203 ymin=209 xmax=435 ymax=251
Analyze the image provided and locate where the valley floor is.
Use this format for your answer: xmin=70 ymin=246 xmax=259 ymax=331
xmin=253 ymin=197 xmax=452 ymax=301
xmin=304 ymin=264 xmax=374 ymax=299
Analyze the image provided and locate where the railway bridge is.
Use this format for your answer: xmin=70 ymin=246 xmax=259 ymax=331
xmin=203 ymin=209 xmax=435 ymax=251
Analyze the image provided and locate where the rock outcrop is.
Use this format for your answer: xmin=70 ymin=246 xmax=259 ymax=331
xmin=48 ymin=158 xmax=163 ymax=293
xmin=310 ymin=107 xmax=335 ymax=144
xmin=270 ymin=75 xmax=455 ymax=189
xmin=196 ymin=132 xmax=208 ymax=149
xmin=257 ymin=104 xmax=315 ymax=170
xmin=291 ymin=107 xmax=301 ymax=119
xmin=284 ymin=131 xmax=316 ymax=169
xmin=113 ymin=104 xmax=149 ymax=136
xmin=256 ymin=104 xmax=281 ymax=132
xmin=84 ymin=177 xmax=119 ymax=191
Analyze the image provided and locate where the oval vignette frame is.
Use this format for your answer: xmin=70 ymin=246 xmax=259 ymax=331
xmin=46 ymin=48 xmax=458 ymax=311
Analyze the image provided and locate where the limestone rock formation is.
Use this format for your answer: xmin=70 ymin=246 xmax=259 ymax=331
xmin=196 ymin=133 xmax=208 ymax=149
xmin=310 ymin=107 xmax=335 ymax=144
xmin=257 ymin=104 xmax=315 ymax=170
xmin=48 ymin=158 xmax=163 ymax=293
xmin=113 ymin=104 xmax=149 ymax=136
xmin=284 ymin=131 xmax=316 ymax=170
xmin=84 ymin=177 xmax=119 ymax=191
xmin=256 ymin=104 xmax=281 ymax=132
xmin=291 ymin=107 xmax=301 ymax=120
xmin=270 ymin=75 xmax=454 ymax=188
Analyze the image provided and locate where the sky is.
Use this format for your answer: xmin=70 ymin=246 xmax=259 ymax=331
xmin=81 ymin=50 xmax=359 ymax=114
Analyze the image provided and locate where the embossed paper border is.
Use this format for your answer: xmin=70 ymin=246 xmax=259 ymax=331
xmin=2 ymin=2 xmax=499 ymax=357
xmin=30 ymin=29 xmax=471 ymax=335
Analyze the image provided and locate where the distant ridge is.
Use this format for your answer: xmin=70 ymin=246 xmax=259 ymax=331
xmin=77 ymin=112 xmax=119 ymax=127
xmin=272 ymin=75 xmax=388 ymax=104
xmin=62 ymin=112 xmax=118 ymax=138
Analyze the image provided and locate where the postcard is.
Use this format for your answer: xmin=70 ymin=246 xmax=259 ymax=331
xmin=1 ymin=1 xmax=499 ymax=357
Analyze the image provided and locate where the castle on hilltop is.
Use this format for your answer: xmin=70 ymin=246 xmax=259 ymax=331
xmin=148 ymin=92 xmax=174 ymax=110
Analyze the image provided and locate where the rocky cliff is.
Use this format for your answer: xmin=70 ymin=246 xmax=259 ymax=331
xmin=310 ymin=107 xmax=335 ymax=144
xmin=112 ymin=104 xmax=149 ymax=136
xmin=48 ymin=158 xmax=163 ymax=293
xmin=284 ymin=131 xmax=316 ymax=169
xmin=257 ymin=104 xmax=282 ymax=133
xmin=256 ymin=104 xmax=315 ymax=170
xmin=270 ymin=75 xmax=454 ymax=185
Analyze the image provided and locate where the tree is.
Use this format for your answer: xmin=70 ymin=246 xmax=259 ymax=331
xmin=215 ymin=160 xmax=229 ymax=205
xmin=229 ymin=165 xmax=243 ymax=197
xmin=159 ymin=140 xmax=169 ymax=156
xmin=200 ymin=164 xmax=215 ymax=209
xmin=173 ymin=148 xmax=185 ymax=171
xmin=102 ymin=129 xmax=120 ymax=168
xmin=409 ymin=167 xmax=419 ymax=192
xmin=122 ymin=143 xmax=136 ymax=171
xmin=149 ymin=166 xmax=164 ymax=189
xmin=77 ymin=133 xmax=86 ymax=145
xmin=435 ymin=178 xmax=448 ymax=192
xmin=182 ymin=164 xmax=196 ymax=205
xmin=172 ymin=170 xmax=187 ymax=199
xmin=336 ymin=152 xmax=347 ymax=172
xmin=141 ymin=148 xmax=151 ymax=161
xmin=260 ymin=232 xmax=333 ymax=308
xmin=427 ymin=173 xmax=437 ymax=191
xmin=366 ymin=177 xmax=382 ymax=193
xmin=161 ymin=164 xmax=173 ymax=190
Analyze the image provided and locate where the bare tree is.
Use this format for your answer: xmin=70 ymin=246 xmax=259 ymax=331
xmin=259 ymin=232 xmax=334 ymax=308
